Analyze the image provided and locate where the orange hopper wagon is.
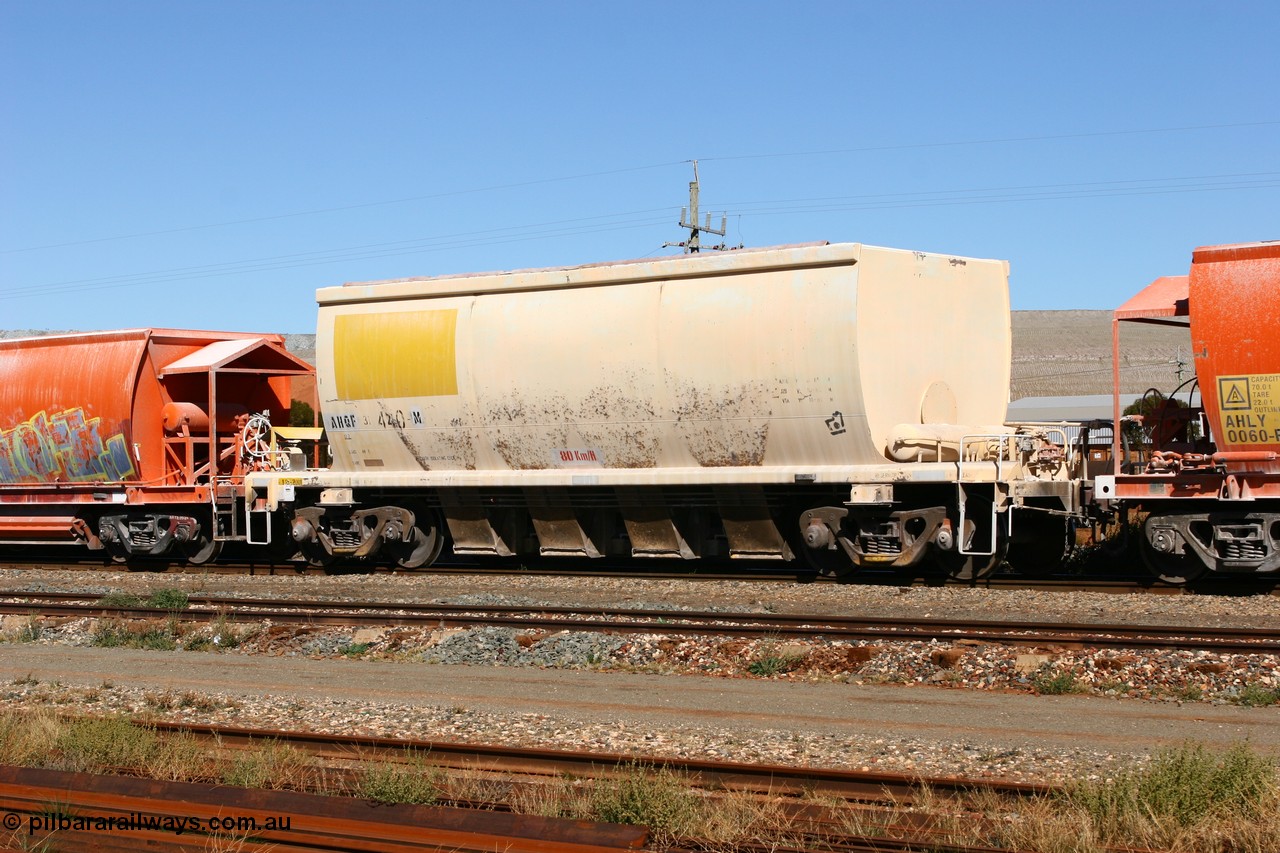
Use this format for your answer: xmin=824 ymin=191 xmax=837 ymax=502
xmin=0 ymin=329 xmax=313 ymax=563
xmin=1100 ymin=241 xmax=1280 ymax=582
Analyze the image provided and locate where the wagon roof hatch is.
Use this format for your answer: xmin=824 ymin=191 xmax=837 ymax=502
xmin=158 ymin=337 xmax=313 ymax=376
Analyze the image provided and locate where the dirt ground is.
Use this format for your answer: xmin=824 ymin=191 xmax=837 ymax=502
xmin=3 ymin=643 xmax=1276 ymax=770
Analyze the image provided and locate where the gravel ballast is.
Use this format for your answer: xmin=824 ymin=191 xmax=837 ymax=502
xmin=0 ymin=568 xmax=1276 ymax=784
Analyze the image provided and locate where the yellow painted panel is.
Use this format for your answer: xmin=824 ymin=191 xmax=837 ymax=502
xmin=1218 ymin=373 xmax=1280 ymax=445
xmin=334 ymin=310 xmax=458 ymax=399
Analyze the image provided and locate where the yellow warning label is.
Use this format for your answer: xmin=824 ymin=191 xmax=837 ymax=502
xmin=1217 ymin=374 xmax=1280 ymax=446
xmin=1219 ymin=377 xmax=1250 ymax=410
xmin=334 ymin=310 xmax=459 ymax=399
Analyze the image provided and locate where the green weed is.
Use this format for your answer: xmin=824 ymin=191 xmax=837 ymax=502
xmin=357 ymin=750 xmax=443 ymax=804
xmin=221 ymin=740 xmax=322 ymax=791
xmin=1233 ymin=683 xmax=1280 ymax=707
xmin=590 ymin=763 xmax=702 ymax=844
xmin=1031 ymin=666 xmax=1086 ymax=695
xmin=146 ymin=588 xmax=189 ymax=612
xmin=95 ymin=591 xmax=142 ymax=608
xmin=54 ymin=717 xmax=159 ymax=774
xmin=1064 ymin=741 xmax=1278 ymax=829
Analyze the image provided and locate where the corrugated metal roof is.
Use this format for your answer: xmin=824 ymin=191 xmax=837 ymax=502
xmin=159 ymin=338 xmax=313 ymax=376
xmin=161 ymin=339 xmax=263 ymax=374
xmin=1114 ymin=275 xmax=1189 ymax=323
xmin=1007 ymin=394 xmax=1144 ymax=421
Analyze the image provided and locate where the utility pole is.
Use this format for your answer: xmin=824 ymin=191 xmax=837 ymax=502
xmin=664 ymin=160 xmax=737 ymax=253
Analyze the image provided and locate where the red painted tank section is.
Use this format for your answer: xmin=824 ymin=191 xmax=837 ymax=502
xmin=1190 ymin=241 xmax=1280 ymax=470
xmin=0 ymin=332 xmax=150 ymax=485
xmin=0 ymin=329 xmax=302 ymax=489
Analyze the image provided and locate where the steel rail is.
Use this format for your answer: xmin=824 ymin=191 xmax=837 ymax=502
xmin=0 ymin=765 xmax=648 ymax=852
xmin=6 ymin=556 xmax=1278 ymax=596
xmin=146 ymin=722 xmax=1052 ymax=852
xmin=2 ymin=592 xmax=1277 ymax=652
xmin=140 ymin=720 xmax=1052 ymax=804
xmin=0 ymin=753 xmax=1036 ymax=853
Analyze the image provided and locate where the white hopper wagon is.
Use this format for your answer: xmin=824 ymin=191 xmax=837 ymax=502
xmin=247 ymin=242 xmax=1082 ymax=578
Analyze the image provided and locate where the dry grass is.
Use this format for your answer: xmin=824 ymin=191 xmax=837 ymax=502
xmin=439 ymin=767 xmax=514 ymax=805
xmin=1 ymin=709 xmax=1274 ymax=852
xmin=143 ymin=689 xmax=230 ymax=713
xmin=0 ymin=708 xmax=62 ymax=765
xmin=184 ymin=609 xmax=255 ymax=651
xmin=510 ymin=765 xmax=808 ymax=850
xmin=53 ymin=716 xmax=162 ymax=773
xmin=145 ymin=729 xmax=217 ymax=782
xmin=509 ymin=773 xmax=593 ymax=820
xmin=1036 ymin=741 xmax=1280 ymax=853
xmin=91 ymin=617 xmax=179 ymax=650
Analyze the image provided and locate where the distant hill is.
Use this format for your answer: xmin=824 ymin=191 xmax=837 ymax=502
xmin=1010 ymin=310 xmax=1189 ymax=399
xmin=2 ymin=310 xmax=1194 ymax=400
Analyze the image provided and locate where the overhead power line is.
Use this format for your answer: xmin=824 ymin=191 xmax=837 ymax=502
xmin=0 ymin=213 xmax=673 ymax=301
xmin=705 ymin=175 xmax=1280 ymax=219
xmin=696 ymin=120 xmax=1280 ymax=163
xmin=3 ymin=119 xmax=1275 ymax=255
xmin=2 ymin=170 xmax=1277 ymax=302
xmin=704 ymin=171 xmax=1280 ymax=210
xmin=0 ymin=161 xmax=686 ymax=255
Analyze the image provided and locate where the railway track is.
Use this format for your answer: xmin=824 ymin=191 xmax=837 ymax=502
xmin=3 ymin=590 xmax=1277 ymax=653
xmin=0 ymin=765 xmax=1031 ymax=853
xmin=143 ymin=720 xmax=1055 ymax=804
xmin=0 ymin=765 xmax=648 ymax=853
xmin=6 ymin=553 xmax=1279 ymax=595
xmin=0 ymin=720 xmax=1049 ymax=853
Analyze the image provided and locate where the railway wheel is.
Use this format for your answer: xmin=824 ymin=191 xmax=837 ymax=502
xmin=1006 ymin=514 xmax=1069 ymax=578
xmin=182 ymin=535 xmax=223 ymax=566
xmin=933 ymin=542 xmax=1007 ymax=581
xmin=391 ymin=507 xmax=445 ymax=569
xmin=800 ymin=543 xmax=854 ymax=581
xmin=789 ymin=505 xmax=856 ymax=582
xmin=1140 ymin=513 xmax=1207 ymax=585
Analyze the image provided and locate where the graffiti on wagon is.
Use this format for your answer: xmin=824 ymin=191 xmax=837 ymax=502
xmin=0 ymin=408 xmax=135 ymax=483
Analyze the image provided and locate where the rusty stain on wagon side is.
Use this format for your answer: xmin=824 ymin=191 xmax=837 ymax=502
xmin=671 ymin=377 xmax=770 ymax=467
xmin=485 ymin=391 xmax=573 ymax=470
xmin=576 ymin=374 xmax=659 ymax=469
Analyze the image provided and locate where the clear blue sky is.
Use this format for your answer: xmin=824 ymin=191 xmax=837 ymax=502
xmin=2 ymin=1 xmax=1276 ymax=332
